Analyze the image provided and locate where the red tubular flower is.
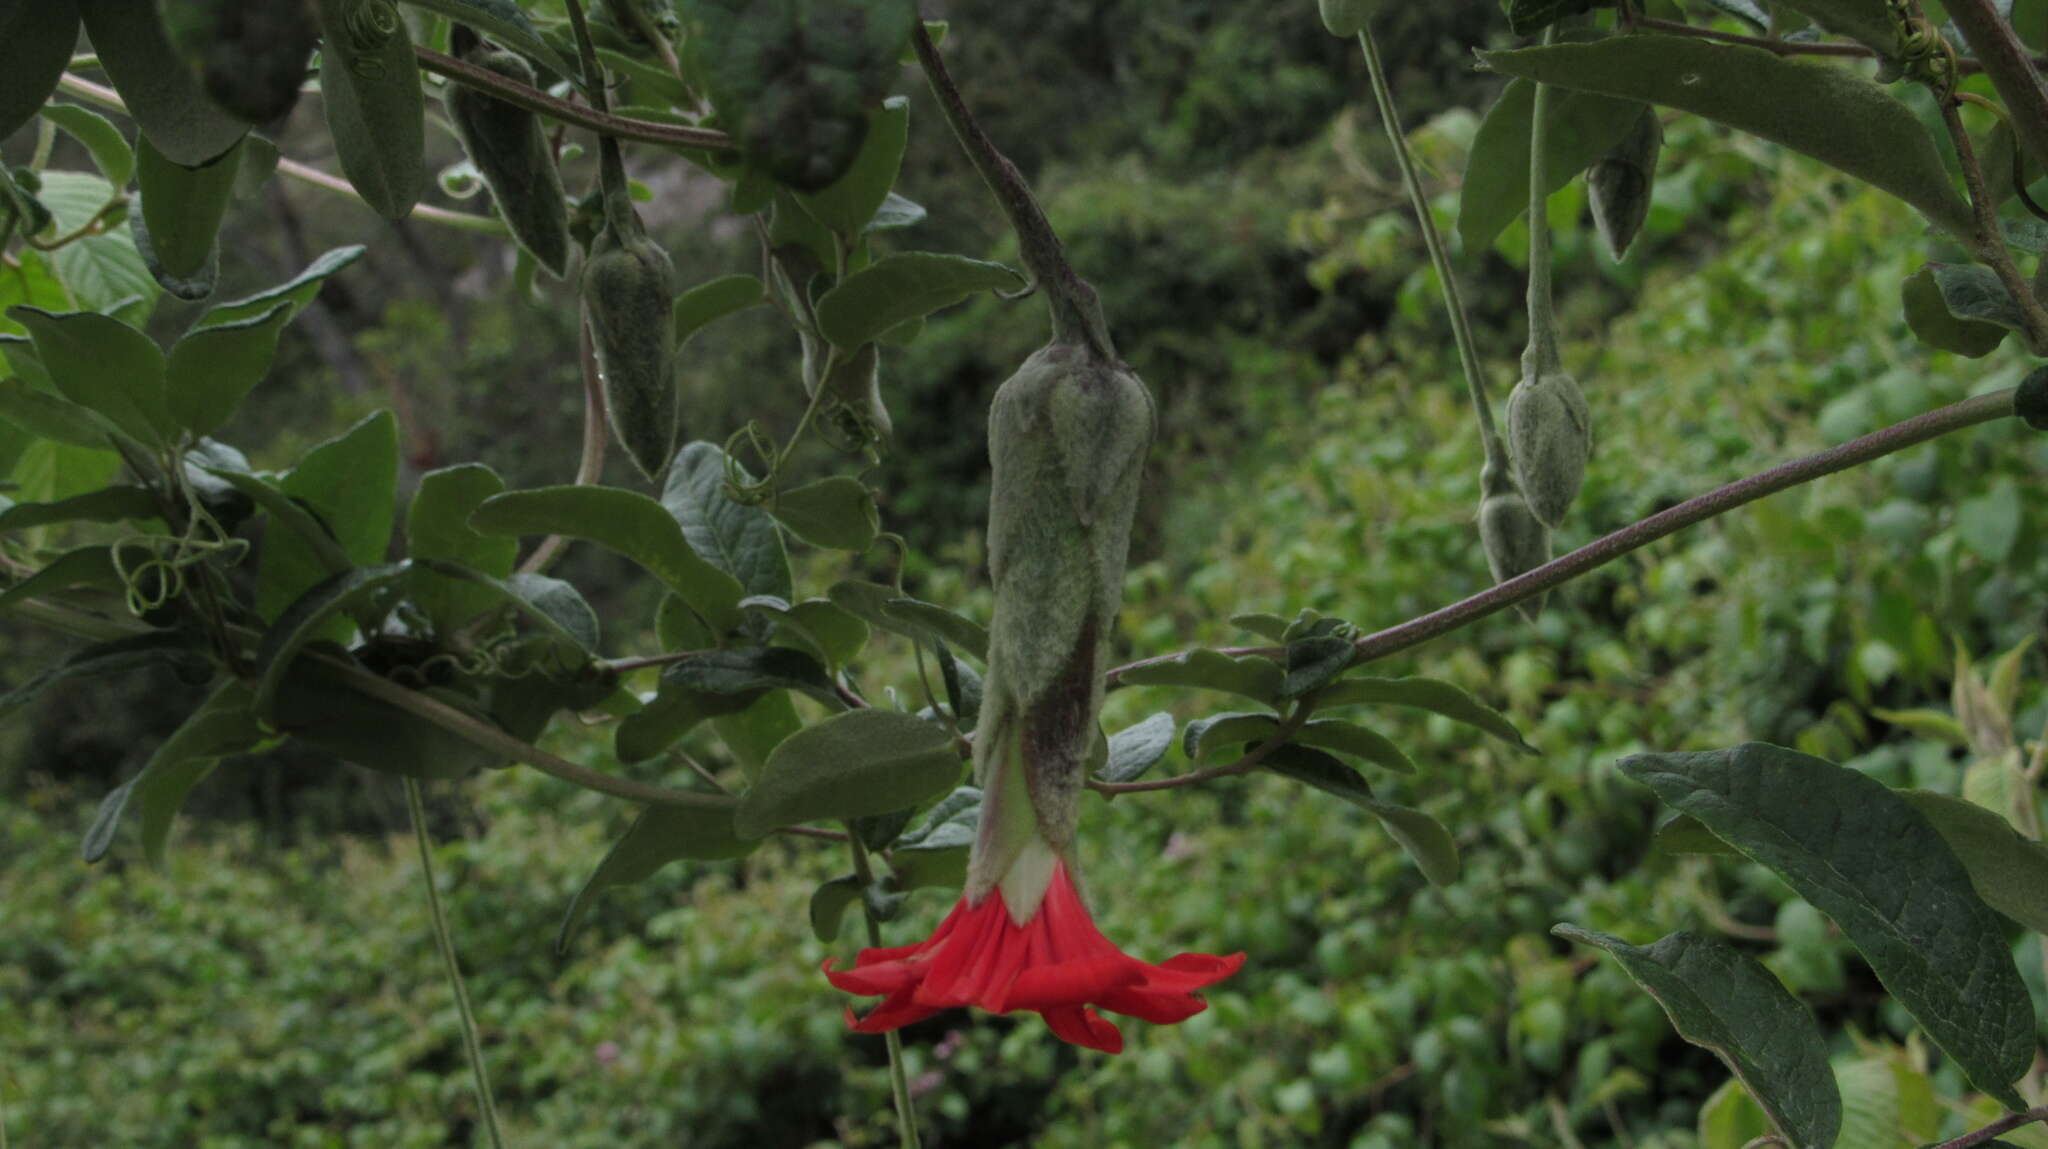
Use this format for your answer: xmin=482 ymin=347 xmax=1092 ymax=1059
xmin=823 ymin=856 xmax=1243 ymax=1053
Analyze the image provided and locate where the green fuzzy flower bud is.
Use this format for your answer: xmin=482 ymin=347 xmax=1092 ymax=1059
xmin=965 ymin=340 xmax=1155 ymax=906
xmin=1506 ymin=368 xmax=1590 ymax=529
xmin=1478 ymin=460 xmax=1552 ymax=622
xmin=2019 ymin=364 xmax=2048 ymax=431
xmin=582 ymin=223 xmax=680 ymax=480
xmin=446 ymin=47 xmax=572 ymax=278
xmin=163 ymin=0 xmax=319 ymax=124
xmin=817 ymin=343 xmax=892 ymax=447
xmin=1318 ymin=0 xmax=1378 ymax=37
xmin=1588 ymin=106 xmax=1661 ymax=262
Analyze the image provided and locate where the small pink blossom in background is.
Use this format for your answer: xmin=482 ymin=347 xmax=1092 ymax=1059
xmin=594 ymin=1040 xmax=620 ymax=1066
xmin=1160 ymin=831 xmax=1197 ymax=863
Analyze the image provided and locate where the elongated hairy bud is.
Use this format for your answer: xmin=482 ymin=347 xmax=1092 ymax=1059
xmin=1506 ymin=367 xmax=1590 ymax=529
xmin=446 ymin=45 xmax=571 ymax=277
xmin=1478 ymin=460 xmax=1551 ymax=621
xmin=582 ymin=221 xmax=679 ymax=480
xmin=163 ymin=0 xmax=319 ymax=124
xmin=965 ymin=338 xmax=1155 ymax=904
xmin=1588 ymin=106 xmax=1661 ymax=262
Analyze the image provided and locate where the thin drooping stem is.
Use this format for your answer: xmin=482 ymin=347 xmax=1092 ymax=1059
xmin=846 ymin=835 xmax=923 ymax=1149
xmin=908 ymin=20 xmax=1113 ymax=356
xmin=413 ymin=46 xmax=732 ymax=151
xmin=1633 ymin=13 xmax=2045 ymax=74
xmin=1942 ymin=0 xmax=2048 ymax=176
xmin=1102 ymin=388 xmax=2018 ymax=700
xmin=519 ymin=321 xmax=608 ymax=575
xmin=404 ymin=778 xmax=506 ymax=1149
xmin=1932 ymin=1104 xmax=2048 ymax=1149
xmin=1524 ymin=26 xmax=1564 ymax=377
xmin=54 ymin=74 xmax=505 ymax=235
xmin=1355 ymin=28 xmax=1506 ymax=470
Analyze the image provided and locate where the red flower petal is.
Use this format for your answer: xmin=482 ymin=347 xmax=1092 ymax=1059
xmin=824 ymin=860 xmax=1242 ymax=1052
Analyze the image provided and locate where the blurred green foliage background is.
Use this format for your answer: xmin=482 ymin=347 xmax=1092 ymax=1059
xmin=3 ymin=2 xmax=2045 ymax=1146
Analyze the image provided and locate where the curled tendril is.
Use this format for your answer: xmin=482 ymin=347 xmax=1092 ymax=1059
xmin=1888 ymin=1 xmax=1960 ymax=98
xmin=720 ymin=422 xmax=777 ymax=504
xmin=345 ymin=0 xmax=400 ymax=49
xmin=818 ymin=402 xmax=878 ymax=455
xmin=108 ymin=492 xmax=248 ymax=617
xmin=383 ymin=633 xmax=588 ymax=690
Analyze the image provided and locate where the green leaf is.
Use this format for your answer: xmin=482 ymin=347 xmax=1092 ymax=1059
xmin=1869 ymin=706 xmax=1971 ymax=746
xmin=556 ymin=802 xmax=755 ymax=954
xmin=796 ymin=95 xmax=909 ymax=235
xmin=1316 ymin=675 xmax=1534 ymax=752
xmin=315 ymin=0 xmax=426 ymax=219
xmin=660 ymin=646 xmax=839 ymax=707
xmin=406 ymin=464 xmax=517 ymax=634
xmin=398 ymin=0 xmax=578 ymax=81
xmin=1957 ymin=483 xmax=2023 ymax=563
xmin=1 ymin=1 xmax=80 ymax=144
xmin=1898 ymin=790 xmax=2048 ymax=935
xmin=413 ymin=562 xmax=601 ymax=653
xmin=1478 ymin=34 xmax=1975 ymax=238
xmin=0 ymin=378 xmax=109 ymax=447
xmin=194 ymin=246 xmax=366 ymax=329
xmin=885 ymin=784 xmax=979 ymax=891
xmin=0 ymin=546 xmax=121 ymax=614
xmin=1901 ymin=264 xmax=2022 ymax=358
xmin=1117 ymin=648 xmax=1285 ymax=703
xmin=1295 ymin=718 xmax=1415 ymax=774
xmin=671 ymin=273 xmax=767 ymax=349
xmin=739 ymin=594 xmax=870 ymax=670
xmin=8 ymin=307 xmax=172 ymax=445
xmin=203 ymin=467 xmax=353 ymax=581
xmin=865 ymin=191 xmax=926 ymax=233
xmin=83 ymin=680 xmax=265 ymax=866
xmin=253 ymin=563 xmax=414 ymax=715
xmin=813 ymin=253 xmax=1025 ymax=349
xmin=0 ymin=630 xmax=210 ymax=723
xmin=1097 ymin=712 xmax=1176 ymax=783
xmin=770 ymin=476 xmax=879 ymax=552
xmin=1772 ymin=0 xmax=1900 ymax=56
xmin=1619 ymin=743 xmax=2035 ymax=1106
xmin=1228 ymin=611 xmax=1292 ymax=642
xmin=1182 ymin=711 xmax=1281 ymax=761
xmin=703 ymin=693 xmax=798 ymax=783
xmin=614 ymin=676 xmax=763 ymax=764
xmin=233 ymin=134 xmax=281 ymax=200
xmin=1281 ymin=634 xmax=1356 ymax=698
xmin=1265 ymin=745 xmax=1459 ymax=884
xmin=880 ymin=600 xmax=988 ymax=663
xmin=733 ymin=709 xmax=961 ymax=839
xmin=0 ymin=486 xmax=160 ymax=534
xmin=39 ymin=103 xmax=135 ymax=188
xmin=661 ymin=441 xmax=791 ymax=603
xmin=472 ymin=485 xmax=745 ymax=635
xmin=809 ymin=873 xmax=866 ymax=942
xmin=77 ymin=0 xmax=245 ymax=166
xmin=1553 ymin=926 xmax=1841 ymax=1149
xmin=1461 ymin=78 xmax=1647 ymax=252
xmin=255 ymin=410 xmax=399 ymax=623
xmin=134 ymin=135 xmax=243 ymax=298
xmin=165 ymin=301 xmax=291 ymax=435
xmin=826 ymin=580 xmax=988 ymax=661
xmin=1652 ymin=811 xmax=1740 ymax=855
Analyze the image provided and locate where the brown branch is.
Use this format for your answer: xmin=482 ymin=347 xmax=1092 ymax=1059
xmin=1944 ymin=0 xmax=2048 ymax=170
xmin=1104 ymin=389 xmax=2017 ymax=689
xmin=1933 ymin=1104 xmax=2048 ymax=1149
xmin=909 ymin=19 xmax=1113 ymax=355
xmin=1932 ymin=85 xmax=2048 ymax=351
xmin=1346 ymin=389 xmax=2016 ymax=664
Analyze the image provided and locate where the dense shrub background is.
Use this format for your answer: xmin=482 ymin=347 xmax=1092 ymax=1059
xmin=2 ymin=3 xmax=2045 ymax=1146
